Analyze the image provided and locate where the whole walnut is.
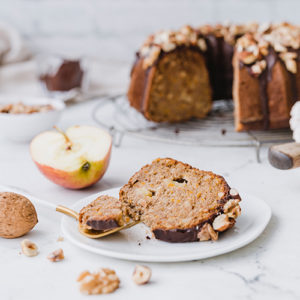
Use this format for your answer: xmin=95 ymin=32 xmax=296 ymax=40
xmin=0 ymin=192 xmax=38 ymax=238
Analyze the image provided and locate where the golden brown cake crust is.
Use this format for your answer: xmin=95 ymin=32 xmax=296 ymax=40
xmin=119 ymin=158 xmax=241 ymax=243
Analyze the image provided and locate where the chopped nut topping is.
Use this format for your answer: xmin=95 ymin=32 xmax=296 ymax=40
xmin=140 ymin=25 xmax=207 ymax=69
xmin=236 ymin=23 xmax=300 ymax=73
xmin=213 ymin=214 xmax=235 ymax=232
xmin=47 ymin=248 xmax=64 ymax=262
xmin=223 ymin=199 xmax=241 ymax=219
xmin=0 ymin=102 xmax=54 ymax=114
xmin=251 ymin=60 xmax=267 ymax=76
xmin=132 ymin=265 xmax=152 ymax=285
xmin=77 ymin=268 xmax=120 ymax=295
xmin=279 ymin=52 xmax=298 ymax=73
xmin=21 ymin=239 xmax=38 ymax=257
xmin=197 ymin=223 xmax=218 ymax=241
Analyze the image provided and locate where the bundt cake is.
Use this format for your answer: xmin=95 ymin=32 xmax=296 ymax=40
xmin=79 ymin=195 xmax=124 ymax=231
xmin=128 ymin=22 xmax=300 ymax=131
xmin=128 ymin=26 xmax=212 ymax=122
xmin=119 ymin=158 xmax=241 ymax=243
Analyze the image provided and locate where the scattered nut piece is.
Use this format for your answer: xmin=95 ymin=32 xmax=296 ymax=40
xmin=213 ymin=214 xmax=235 ymax=232
xmin=77 ymin=268 xmax=120 ymax=295
xmin=21 ymin=239 xmax=38 ymax=257
xmin=57 ymin=236 xmax=64 ymax=242
xmin=132 ymin=265 xmax=152 ymax=285
xmin=47 ymin=248 xmax=64 ymax=262
xmin=197 ymin=223 xmax=218 ymax=241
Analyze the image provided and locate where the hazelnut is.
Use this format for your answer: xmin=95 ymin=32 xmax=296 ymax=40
xmin=213 ymin=214 xmax=235 ymax=232
xmin=21 ymin=239 xmax=38 ymax=257
xmin=132 ymin=265 xmax=152 ymax=285
xmin=47 ymin=248 xmax=64 ymax=262
xmin=0 ymin=192 xmax=38 ymax=239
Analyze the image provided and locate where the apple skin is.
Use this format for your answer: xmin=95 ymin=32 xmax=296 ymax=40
xmin=32 ymin=144 xmax=111 ymax=190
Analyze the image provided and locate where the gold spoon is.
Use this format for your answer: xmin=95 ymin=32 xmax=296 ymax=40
xmin=56 ymin=205 xmax=140 ymax=239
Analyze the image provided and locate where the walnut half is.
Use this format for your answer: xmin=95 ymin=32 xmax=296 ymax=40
xmin=77 ymin=268 xmax=120 ymax=295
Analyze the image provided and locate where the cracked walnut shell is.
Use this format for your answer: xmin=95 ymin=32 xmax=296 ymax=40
xmin=0 ymin=192 xmax=38 ymax=239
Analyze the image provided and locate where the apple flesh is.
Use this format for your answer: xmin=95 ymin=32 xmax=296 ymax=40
xmin=30 ymin=125 xmax=112 ymax=189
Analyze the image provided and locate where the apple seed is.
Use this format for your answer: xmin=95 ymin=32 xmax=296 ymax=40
xmin=82 ymin=162 xmax=91 ymax=172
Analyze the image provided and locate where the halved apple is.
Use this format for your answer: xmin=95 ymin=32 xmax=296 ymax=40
xmin=30 ymin=125 xmax=112 ymax=189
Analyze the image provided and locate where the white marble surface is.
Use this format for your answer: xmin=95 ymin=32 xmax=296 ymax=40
xmin=0 ymin=1 xmax=300 ymax=299
xmin=0 ymin=99 xmax=300 ymax=300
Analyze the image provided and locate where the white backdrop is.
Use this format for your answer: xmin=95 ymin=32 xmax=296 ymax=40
xmin=0 ymin=0 xmax=296 ymax=62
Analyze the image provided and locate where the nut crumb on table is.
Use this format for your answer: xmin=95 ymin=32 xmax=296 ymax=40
xmin=57 ymin=236 xmax=64 ymax=242
xmin=47 ymin=248 xmax=64 ymax=262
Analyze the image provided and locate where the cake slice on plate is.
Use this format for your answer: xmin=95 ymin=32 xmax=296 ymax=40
xmin=119 ymin=158 xmax=241 ymax=243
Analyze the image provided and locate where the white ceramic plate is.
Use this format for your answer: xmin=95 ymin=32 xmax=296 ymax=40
xmin=61 ymin=187 xmax=271 ymax=262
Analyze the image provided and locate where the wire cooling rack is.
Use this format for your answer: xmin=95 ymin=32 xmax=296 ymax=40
xmin=92 ymin=94 xmax=293 ymax=162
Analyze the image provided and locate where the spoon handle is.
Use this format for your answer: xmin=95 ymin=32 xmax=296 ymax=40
xmin=56 ymin=205 xmax=79 ymax=220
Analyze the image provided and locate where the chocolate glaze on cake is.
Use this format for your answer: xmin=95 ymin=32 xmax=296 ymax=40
xmin=86 ymin=219 xmax=119 ymax=231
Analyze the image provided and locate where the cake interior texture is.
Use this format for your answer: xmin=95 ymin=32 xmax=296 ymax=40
xmin=119 ymin=158 xmax=241 ymax=242
xmin=79 ymin=195 xmax=124 ymax=231
xmin=144 ymin=47 xmax=212 ymax=122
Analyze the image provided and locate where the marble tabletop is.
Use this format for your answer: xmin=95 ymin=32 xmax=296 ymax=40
xmin=0 ymin=95 xmax=299 ymax=300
